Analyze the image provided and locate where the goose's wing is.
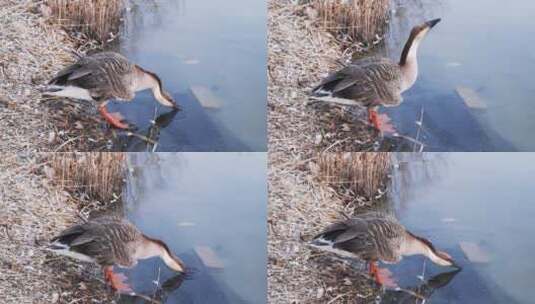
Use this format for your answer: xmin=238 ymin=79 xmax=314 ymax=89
xmin=48 ymin=52 xmax=135 ymax=100
xmin=51 ymin=217 xmax=140 ymax=266
xmin=312 ymin=218 xmax=378 ymax=260
xmin=312 ymin=58 xmax=403 ymax=106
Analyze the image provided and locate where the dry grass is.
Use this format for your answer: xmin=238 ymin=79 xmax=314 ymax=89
xmin=47 ymin=153 xmax=126 ymax=211
xmin=313 ymin=0 xmax=390 ymax=47
xmin=316 ymin=152 xmax=391 ymax=199
xmin=46 ymin=0 xmax=124 ymax=44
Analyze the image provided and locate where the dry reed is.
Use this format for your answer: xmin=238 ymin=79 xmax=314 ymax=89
xmin=313 ymin=0 xmax=390 ymax=45
xmin=46 ymin=0 xmax=124 ymax=44
xmin=47 ymin=152 xmax=126 ymax=204
xmin=316 ymin=152 xmax=391 ymax=199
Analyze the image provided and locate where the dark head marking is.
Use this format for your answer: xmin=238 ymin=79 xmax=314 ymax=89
xmin=399 ymin=18 xmax=441 ymax=66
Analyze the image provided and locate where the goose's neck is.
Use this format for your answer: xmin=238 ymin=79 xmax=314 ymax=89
xmin=399 ymin=36 xmax=421 ymax=92
xmin=400 ymin=232 xmax=443 ymax=265
xmin=135 ymin=236 xmax=185 ymax=272
xmin=134 ymin=66 xmax=168 ymax=105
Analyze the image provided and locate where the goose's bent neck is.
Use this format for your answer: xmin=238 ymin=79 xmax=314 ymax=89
xmin=399 ymin=36 xmax=422 ymax=92
xmin=135 ymin=236 xmax=185 ymax=272
xmin=134 ymin=66 xmax=170 ymax=106
xmin=400 ymin=232 xmax=449 ymax=266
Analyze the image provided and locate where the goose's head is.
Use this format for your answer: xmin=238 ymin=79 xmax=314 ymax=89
xmin=410 ymin=18 xmax=441 ymax=43
xmin=399 ymin=18 xmax=441 ymax=67
xmin=406 ymin=232 xmax=460 ymax=268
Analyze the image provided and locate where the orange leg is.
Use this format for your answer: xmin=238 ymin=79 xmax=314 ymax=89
xmin=98 ymin=104 xmax=129 ymax=129
xmin=103 ymin=266 xmax=133 ymax=294
xmin=367 ymin=108 xmax=396 ymax=134
xmin=368 ymin=261 xmax=398 ymax=289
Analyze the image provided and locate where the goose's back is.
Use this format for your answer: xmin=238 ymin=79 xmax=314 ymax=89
xmin=49 ymin=52 xmax=136 ymax=101
xmin=53 ymin=216 xmax=142 ymax=267
xmin=314 ymin=57 xmax=403 ymax=107
xmin=316 ymin=212 xmax=406 ymax=263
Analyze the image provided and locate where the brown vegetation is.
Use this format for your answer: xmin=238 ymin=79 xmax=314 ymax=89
xmin=47 ymin=152 xmax=126 ymax=206
xmin=316 ymin=152 xmax=391 ymax=199
xmin=314 ymin=0 xmax=390 ymax=47
xmin=46 ymin=0 xmax=124 ymax=44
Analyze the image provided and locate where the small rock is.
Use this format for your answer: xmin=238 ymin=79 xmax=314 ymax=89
xmin=314 ymin=133 xmax=322 ymax=145
xmin=190 ymin=85 xmax=222 ymax=109
xmin=74 ymin=121 xmax=84 ymax=129
xmin=177 ymin=221 xmax=196 ymax=227
xmin=456 ymin=86 xmax=487 ymax=110
xmin=459 ymin=241 xmax=491 ymax=263
xmin=316 ymin=287 xmax=324 ymax=299
xmin=195 ymin=246 xmax=224 ymax=269
xmin=47 ymin=131 xmax=56 ymax=143
xmin=51 ymin=292 xmax=59 ymax=303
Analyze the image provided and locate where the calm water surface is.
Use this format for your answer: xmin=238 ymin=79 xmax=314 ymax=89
xmin=109 ymin=0 xmax=266 ymax=151
xmin=382 ymin=0 xmax=535 ymax=151
xmin=118 ymin=153 xmax=267 ymax=303
xmin=381 ymin=153 xmax=535 ymax=303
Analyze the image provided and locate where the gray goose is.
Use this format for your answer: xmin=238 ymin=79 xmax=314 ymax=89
xmin=44 ymin=51 xmax=177 ymax=129
xmin=49 ymin=216 xmax=185 ymax=293
xmin=312 ymin=18 xmax=441 ymax=133
xmin=310 ymin=212 xmax=457 ymax=288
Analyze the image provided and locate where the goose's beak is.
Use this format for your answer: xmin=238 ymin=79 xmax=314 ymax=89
xmin=451 ymin=261 xmax=462 ymax=270
xmin=426 ymin=18 xmax=441 ymax=29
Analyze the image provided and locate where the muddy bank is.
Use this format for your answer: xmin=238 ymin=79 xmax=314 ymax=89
xmin=0 ymin=153 xmax=125 ymax=303
xmin=0 ymin=0 xmax=118 ymax=153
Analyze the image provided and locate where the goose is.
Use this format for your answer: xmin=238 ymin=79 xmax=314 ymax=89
xmin=49 ymin=216 xmax=186 ymax=293
xmin=311 ymin=18 xmax=441 ymax=133
xmin=43 ymin=51 xmax=177 ymax=129
xmin=310 ymin=212 xmax=458 ymax=288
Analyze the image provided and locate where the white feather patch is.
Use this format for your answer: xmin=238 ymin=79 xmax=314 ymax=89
xmin=44 ymin=85 xmax=94 ymax=101
xmin=48 ymin=242 xmax=96 ymax=263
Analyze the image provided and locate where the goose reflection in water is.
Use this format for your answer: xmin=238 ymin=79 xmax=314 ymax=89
xmin=116 ymin=108 xmax=179 ymax=151
xmin=380 ymin=268 xmax=461 ymax=304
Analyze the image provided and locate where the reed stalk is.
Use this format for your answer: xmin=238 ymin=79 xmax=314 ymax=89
xmin=316 ymin=152 xmax=391 ymax=199
xmin=313 ymin=0 xmax=390 ymax=44
xmin=47 ymin=152 xmax=125 ymax=203
xmin=46 ymin=0 xmax=124 ymax=43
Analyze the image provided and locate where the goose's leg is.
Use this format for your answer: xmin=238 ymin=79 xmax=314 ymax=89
xmin=367 ymin=108 xmax=396 ymax=134
xmin=98 ymin=101 xmax=129 ymax=129
xmin=368 ymin=261 xmax=398 ymax=288
xmin=103 ymin=266 xmax=133 ymax=294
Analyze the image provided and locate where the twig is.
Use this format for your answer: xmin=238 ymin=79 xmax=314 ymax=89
xmin=126 ymin=132 xmax=157 ymax=145
xmin=413 ymin=107 xmax=425 ymax=152
xmin=392 ymin=133 xmax=425 ymax=150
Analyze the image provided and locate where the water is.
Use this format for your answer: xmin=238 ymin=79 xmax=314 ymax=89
xmin=381 ymin=0 xmax=535 ymax=151
xmin=108 ymin=0 xmax=266 ymax=152
xmin=382 ymin=153 xmax=535 ymax=303
xmin=117 ymin=153 xmax=267 ymax=303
